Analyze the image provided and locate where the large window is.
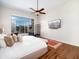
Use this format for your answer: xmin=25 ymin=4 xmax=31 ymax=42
xmin=11 ymin=16 xmax=34 ymax=34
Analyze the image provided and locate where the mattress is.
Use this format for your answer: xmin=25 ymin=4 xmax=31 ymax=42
xmin=0 ymin=36 xmax=47 ymax=59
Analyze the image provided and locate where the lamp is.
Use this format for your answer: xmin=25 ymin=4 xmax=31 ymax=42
xmin=35 ymin=12 xmax=40 ymax=16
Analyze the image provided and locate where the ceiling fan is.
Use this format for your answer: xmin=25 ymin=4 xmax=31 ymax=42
xmin=30 ymin=0 xmax=46 ymax=16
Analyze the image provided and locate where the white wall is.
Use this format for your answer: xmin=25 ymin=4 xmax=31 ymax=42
xmin=0 ymin=5 xmax=37 ymax=34
xmin=40 ymin=0 xmax=79 ymax=46
xmin=0 ymin=4 xmax=2 ymax=28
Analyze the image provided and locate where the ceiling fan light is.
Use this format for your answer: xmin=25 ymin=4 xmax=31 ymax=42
xmin=35 ymin=12 xmax=40 ymax=16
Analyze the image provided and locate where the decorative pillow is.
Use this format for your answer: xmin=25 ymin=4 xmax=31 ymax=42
xmin=17 ymin=35 xmax=22 ymax=42
xmin=12 ymin=34 xmax=18 ymax=42
xmin=4 ymin=36 xmax=14 ymax=47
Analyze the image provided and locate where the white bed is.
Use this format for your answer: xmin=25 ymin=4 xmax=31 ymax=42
xmin=0 ymin=36 xmax=47 ymax=59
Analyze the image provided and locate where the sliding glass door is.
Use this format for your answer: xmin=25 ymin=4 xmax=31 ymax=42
xmin=11 ymin=16 xmax=34 ymax=34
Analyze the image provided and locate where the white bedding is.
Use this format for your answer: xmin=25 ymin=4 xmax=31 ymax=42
xmin=0 ymin=36 xmax=47 ymax=59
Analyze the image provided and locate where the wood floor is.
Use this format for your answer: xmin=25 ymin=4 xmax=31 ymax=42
xmin=39 ymin=43 xmax=79 ymax=59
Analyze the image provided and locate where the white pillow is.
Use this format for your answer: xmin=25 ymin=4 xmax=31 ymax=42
xmin=0 ymin=39 xmax=6 ymax=48
xmin=0 ymin=34 xmax=7 ymax=40
xmin=17 ymin=35 xmax=22 ymax=42
xmin=0 ymin=34 xmax=7 ymax=48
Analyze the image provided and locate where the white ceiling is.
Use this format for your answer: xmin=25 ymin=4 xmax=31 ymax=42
xmin=0 ymin=0 xmax=67 ymax=12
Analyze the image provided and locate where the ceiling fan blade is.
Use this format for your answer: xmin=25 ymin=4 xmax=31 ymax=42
xmin=30 ymin=8 xmax=36 ymax=12
xmin=39 ymin=12 xmax=46 ymax=14
xmin=39 ymin=8 xmax=44 ymax=11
